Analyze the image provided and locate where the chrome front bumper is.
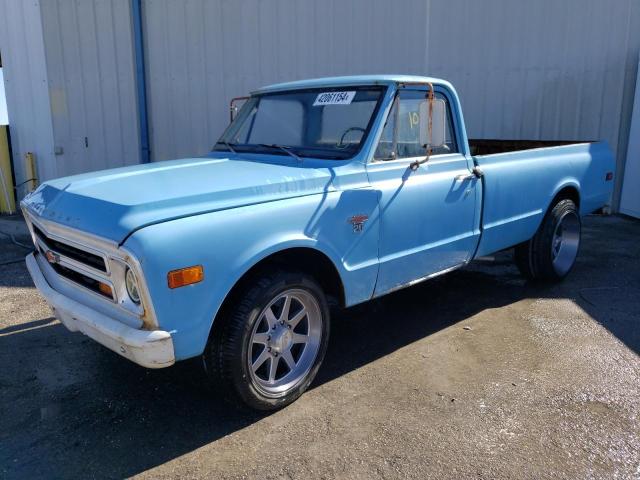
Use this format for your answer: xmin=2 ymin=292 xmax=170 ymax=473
xmin=26 ymin=253 xmax=175 ymax=368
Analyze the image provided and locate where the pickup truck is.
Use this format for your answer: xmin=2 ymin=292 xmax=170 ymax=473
xmin=21 ymin=75 xmax=614 ymax=410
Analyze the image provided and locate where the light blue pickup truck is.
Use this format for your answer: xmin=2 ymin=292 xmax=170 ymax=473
xmin=22 ymin=75 xmax=614 ymax=410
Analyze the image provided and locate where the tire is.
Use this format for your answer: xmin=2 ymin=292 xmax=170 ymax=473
xmin=514 ymin=198 xmax=581 ymax=282
xmin=203 ymin=270 xmax=330 ymax=410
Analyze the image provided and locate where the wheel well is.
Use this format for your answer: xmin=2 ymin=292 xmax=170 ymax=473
xmin=222 ymin=248 xmax=346 ymax=313
xmin=551 ymin=186 xmax=580 ymax=211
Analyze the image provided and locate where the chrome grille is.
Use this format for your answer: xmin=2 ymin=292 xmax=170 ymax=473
xmin=47 ymin=260 xmax=114 ymax=300
xmin=28 ymin=220 xmax=114 ymax=301
xmin=32 ymin=224 xmax=107 ymax=272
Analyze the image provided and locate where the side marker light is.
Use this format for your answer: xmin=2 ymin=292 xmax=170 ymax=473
xmin=168 ymin=265 xmax=204 ymax=289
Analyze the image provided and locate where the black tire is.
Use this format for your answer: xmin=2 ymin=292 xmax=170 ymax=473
xmin=514 ymin=198 xmax=581 ymax=282
xmin=203 ymin=270 xmax=330 ymax=411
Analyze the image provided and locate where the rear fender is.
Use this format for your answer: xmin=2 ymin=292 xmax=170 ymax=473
xmin=546 ymin=179 xmax=581 ymax=214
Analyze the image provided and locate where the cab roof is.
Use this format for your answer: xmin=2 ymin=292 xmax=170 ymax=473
xmin=254 ymin=74 xmax=452 ymax=94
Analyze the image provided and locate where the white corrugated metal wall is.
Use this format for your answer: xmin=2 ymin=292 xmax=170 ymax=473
xmin=0 ymin=0 xmax=638 ymax=209
xmin=0 ymin=0 xmax=56 ymax=198
xmin=620 ymin=53 xmax=640 ymax=217
xmin=39 ymin=0 xmax=141 ymax=177
xmin=143 ymin=0 xmax=640 ymax=210
xmin=0 ymin=0 xmax=140 ymax=191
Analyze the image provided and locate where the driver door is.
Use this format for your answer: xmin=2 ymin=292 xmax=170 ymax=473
xmin=367 ymin=87 xmax=480 ymax=296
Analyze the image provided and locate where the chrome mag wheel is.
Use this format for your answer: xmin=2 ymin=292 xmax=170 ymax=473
xmin=247 ymin=288 xmax=323 ymax=397
xmin=551 ymin=210 xmax=580 ymax=276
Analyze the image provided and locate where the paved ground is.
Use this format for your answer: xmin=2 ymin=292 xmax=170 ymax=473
xmin=0 ymin=215 xmax=638 ymax=479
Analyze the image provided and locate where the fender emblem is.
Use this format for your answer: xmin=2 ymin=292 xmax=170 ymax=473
xmin=348 ymin=214 xmax=369 ymax=233
xmin=45 ymin=250 xmax=60 ymax=264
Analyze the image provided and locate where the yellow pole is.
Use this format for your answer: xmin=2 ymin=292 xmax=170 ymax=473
xmin=24 ymin=152 xmax=38 ymax=193
xmin=0 ymin=126 xmax=16 ymax=214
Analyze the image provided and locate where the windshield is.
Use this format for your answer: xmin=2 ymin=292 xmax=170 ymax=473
xmin=214 ymin=86 xmax=385 ymax=159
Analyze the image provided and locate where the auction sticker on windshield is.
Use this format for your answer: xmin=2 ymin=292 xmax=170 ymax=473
xmin=313 ymin=91 xmax=356 ymax=106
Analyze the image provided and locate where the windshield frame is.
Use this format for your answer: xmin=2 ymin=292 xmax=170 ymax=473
xmin=214 ymin=85 xmax=388 ymax=160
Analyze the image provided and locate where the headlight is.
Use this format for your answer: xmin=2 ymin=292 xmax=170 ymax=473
xmin=125 ymin=267 xmax=141 ymax=304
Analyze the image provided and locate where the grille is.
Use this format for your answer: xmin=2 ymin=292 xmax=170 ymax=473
xmin=47 ymin=260 xmax=113 ymax=300
xmin=33 ymin=225 xmax=107 ymax=272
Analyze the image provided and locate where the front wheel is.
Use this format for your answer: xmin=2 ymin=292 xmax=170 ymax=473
xmin=203 ymin=270 xmax=330 ymax=410
xmin=515 ymin=198 xmax=581 ymax=281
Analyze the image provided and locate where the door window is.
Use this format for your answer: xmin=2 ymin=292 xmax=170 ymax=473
xmin=374 ymin=90 xmax=458 ymax=160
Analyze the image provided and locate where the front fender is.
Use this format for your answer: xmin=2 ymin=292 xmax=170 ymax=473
xmin=230 ymin=233 xmax=347 ymax=290
xmin=123 ymin=189 xmax=380 ymax=360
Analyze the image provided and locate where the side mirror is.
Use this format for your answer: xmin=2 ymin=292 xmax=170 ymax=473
xmin=419 ymin=98 xmax=446 ymax=149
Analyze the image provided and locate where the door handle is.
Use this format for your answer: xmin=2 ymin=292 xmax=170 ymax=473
xmin=455 ymin=173 xmax=476 ymax=182
xmin=455 ymin=167 xmax=484 ymax=182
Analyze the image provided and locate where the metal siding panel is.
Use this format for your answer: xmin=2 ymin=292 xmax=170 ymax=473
xmin=140 ymin=0 xmax=638 ymax=208
xmin=620 ymin=53 xmax=640 ymax=217
xmin=94 ymin=0 xmax=124 ymax=167
xmin=76 ymin=0 xmax=108 ymax=171
xmin=144 ymin=0 xmax=172 ymax=161
xmin=58 ymin=0 xmax=88 ymax=175
xmin=185 ymin=0 xmax=209 ymax=156
xmin=40 ymin=0 xmax=71 ymax=170
xmin=1 ymin=0 xmax=638 ymax=210
xmin=0 ymin=0 xmax=56 ymax=198
xmin=203 ymin=0 xmax=226 ymax=147
xmin=166 ymin=0 xmax=189 ymax=158
xmin=38 ymin=0 xmax=139 ymax=179
xmin=114 ymin=0 xmax=141 ymax=165
xmin=612 ymin=0 xmax=640 ymax=210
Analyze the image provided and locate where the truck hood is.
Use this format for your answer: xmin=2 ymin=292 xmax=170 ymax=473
xmin=22 ymin=156 xmax=336 ymax=243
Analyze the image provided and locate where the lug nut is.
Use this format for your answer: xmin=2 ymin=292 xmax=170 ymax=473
xmin=266 ymin=335 xmax=271 ymax=341
xmin=267 ymin=347 xmax=272 ymax=352
xmin=287 ymin=324 xmax=291 ymax=329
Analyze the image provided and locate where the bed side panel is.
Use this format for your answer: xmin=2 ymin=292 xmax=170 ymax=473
xmin=474 ymin=142 xmax=613 ymax=257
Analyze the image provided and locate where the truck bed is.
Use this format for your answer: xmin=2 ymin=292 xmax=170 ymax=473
xmin=471 ymin=141 xmax=614 ymax=258
xmin=469 ymin=139 xmax=587 ymax=156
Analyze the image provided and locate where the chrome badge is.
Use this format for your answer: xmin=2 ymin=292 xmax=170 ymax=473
xmin=45 ymin=250 xmax=60 ymax=264
xmin=348 ymin=214 xmax=369 ymax=233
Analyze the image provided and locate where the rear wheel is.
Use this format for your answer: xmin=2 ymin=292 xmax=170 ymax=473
xmin=203 ymin=270 xmax=330 ymax=410
xmin=515 ymin=198 xmax=580 ymax=281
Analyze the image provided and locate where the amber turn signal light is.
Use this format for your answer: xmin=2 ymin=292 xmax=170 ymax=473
xmin=97 ymin=282 xmax=113 ymax=298
xmin=167 ymin=265 xmax=204 ymax=289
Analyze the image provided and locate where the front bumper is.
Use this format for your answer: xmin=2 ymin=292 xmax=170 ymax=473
xmin=26 ymin=253 xmax=175 ymax=368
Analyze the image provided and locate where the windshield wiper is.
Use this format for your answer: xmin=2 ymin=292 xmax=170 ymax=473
xmin=257 ymin=144 xmax=302 ymax=162
xmin=215 ymin=140 xmax=237 ymax=154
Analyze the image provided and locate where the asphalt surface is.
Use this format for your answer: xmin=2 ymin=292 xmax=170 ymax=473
xmin=0 ymin=215 xmax=638 ymax=479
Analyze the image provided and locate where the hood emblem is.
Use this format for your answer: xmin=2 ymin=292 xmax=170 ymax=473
xmin=348 ymin=214 xmax=369 ymax=233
